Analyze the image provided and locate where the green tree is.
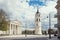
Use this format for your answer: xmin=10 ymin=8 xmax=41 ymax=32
xmin=0 ymin=9 xmax=9 ymax=31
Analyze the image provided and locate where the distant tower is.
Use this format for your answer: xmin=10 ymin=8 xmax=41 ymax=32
xmin=35 ymin=8 xmax=42 ymax=35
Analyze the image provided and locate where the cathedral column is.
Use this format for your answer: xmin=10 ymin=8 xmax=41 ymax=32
xmin=56 ymin=0 xmax=60 ymax=38
xmin=16 ymin=25 xmax=18 ymax=35
xmin=13 ymin=24 xmax=16 ymax=35
xmin=9 ymin=24 xmax=12 ymax=35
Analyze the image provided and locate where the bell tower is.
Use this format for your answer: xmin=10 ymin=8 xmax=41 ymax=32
xmin=35 ymin=8 xmax=42 ymax=35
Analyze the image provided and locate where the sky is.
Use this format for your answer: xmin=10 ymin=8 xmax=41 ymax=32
xmin=0 ymin=0 xmax=57 ymax=30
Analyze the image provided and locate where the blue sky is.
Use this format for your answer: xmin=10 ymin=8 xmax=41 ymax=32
xmin=0 ymin=0 xmax=57 ymax=30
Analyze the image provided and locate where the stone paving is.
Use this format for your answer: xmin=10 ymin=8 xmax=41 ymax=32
xmin=0 ymin=35 xmax=49 ymax=38
xmin=0 ymin=35 xmax=54 ymax=40
xmin=48 ymin=37 xmax=60 ymax=40
xmin=0 ymin=36 xmax=48 ymax=40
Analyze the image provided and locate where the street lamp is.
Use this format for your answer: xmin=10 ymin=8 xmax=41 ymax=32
xmin=48 ymin=13 xmax=51 ymax=39
xmin=25 ymin=21 xmax=27 ymax=37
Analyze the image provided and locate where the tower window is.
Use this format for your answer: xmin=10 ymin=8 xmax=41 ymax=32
xmin=36 ymin=24 xmax=38 ymax=26
xmin=39 ymin=19 xmax=40 ymax=21
xmin=36 ymin=19 xmax=38 ymax=21
xmin=39 ymin=15 xmax=40 ymax=17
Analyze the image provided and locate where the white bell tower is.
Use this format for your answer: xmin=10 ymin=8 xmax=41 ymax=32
xmin=35 ymin=8 xmax=42 ymax=35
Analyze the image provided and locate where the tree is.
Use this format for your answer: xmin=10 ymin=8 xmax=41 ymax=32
xmin=0 ymin=9 xmax=9 ymax=31
xmin=48 ymin=29 xmax=54 ymax=34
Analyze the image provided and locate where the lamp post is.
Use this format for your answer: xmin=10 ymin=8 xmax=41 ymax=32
xmin=25 ymin=21 xmax=27 ymax=37
xmin=48 ymin=13 xmax=51 ymax=39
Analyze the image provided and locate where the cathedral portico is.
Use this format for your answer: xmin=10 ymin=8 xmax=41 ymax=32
xmin=7 ymin=20 xmax=22 ymax=35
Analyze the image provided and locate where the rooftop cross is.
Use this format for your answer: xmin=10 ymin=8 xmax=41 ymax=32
xmin=36 ymin=6 xmax=39 ymax=13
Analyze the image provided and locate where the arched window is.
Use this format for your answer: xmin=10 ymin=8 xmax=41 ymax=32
xmin=36 ymin=18 xmax=38 ymax=21
xmin=39 ymin=19 xmax=40 ymax=21
xmin=36 ymin=24 xmax=38 ymax=26
xmin=39 ymin=14 xmax=40 ymax=17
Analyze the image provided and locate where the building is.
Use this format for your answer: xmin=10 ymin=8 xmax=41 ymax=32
xmin=6 ymin=20 xmax=22 ymax=35
xmin=56 ymin=0 xmax=60 ymax=38
xmin=35 ymin=8 xmax=42 ymax=35
xmin=22 ymin=28 xmax=35 ymax=34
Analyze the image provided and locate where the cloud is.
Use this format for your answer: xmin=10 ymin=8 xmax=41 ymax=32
xmin=0 ymin=0 xmax=57 ymax=30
